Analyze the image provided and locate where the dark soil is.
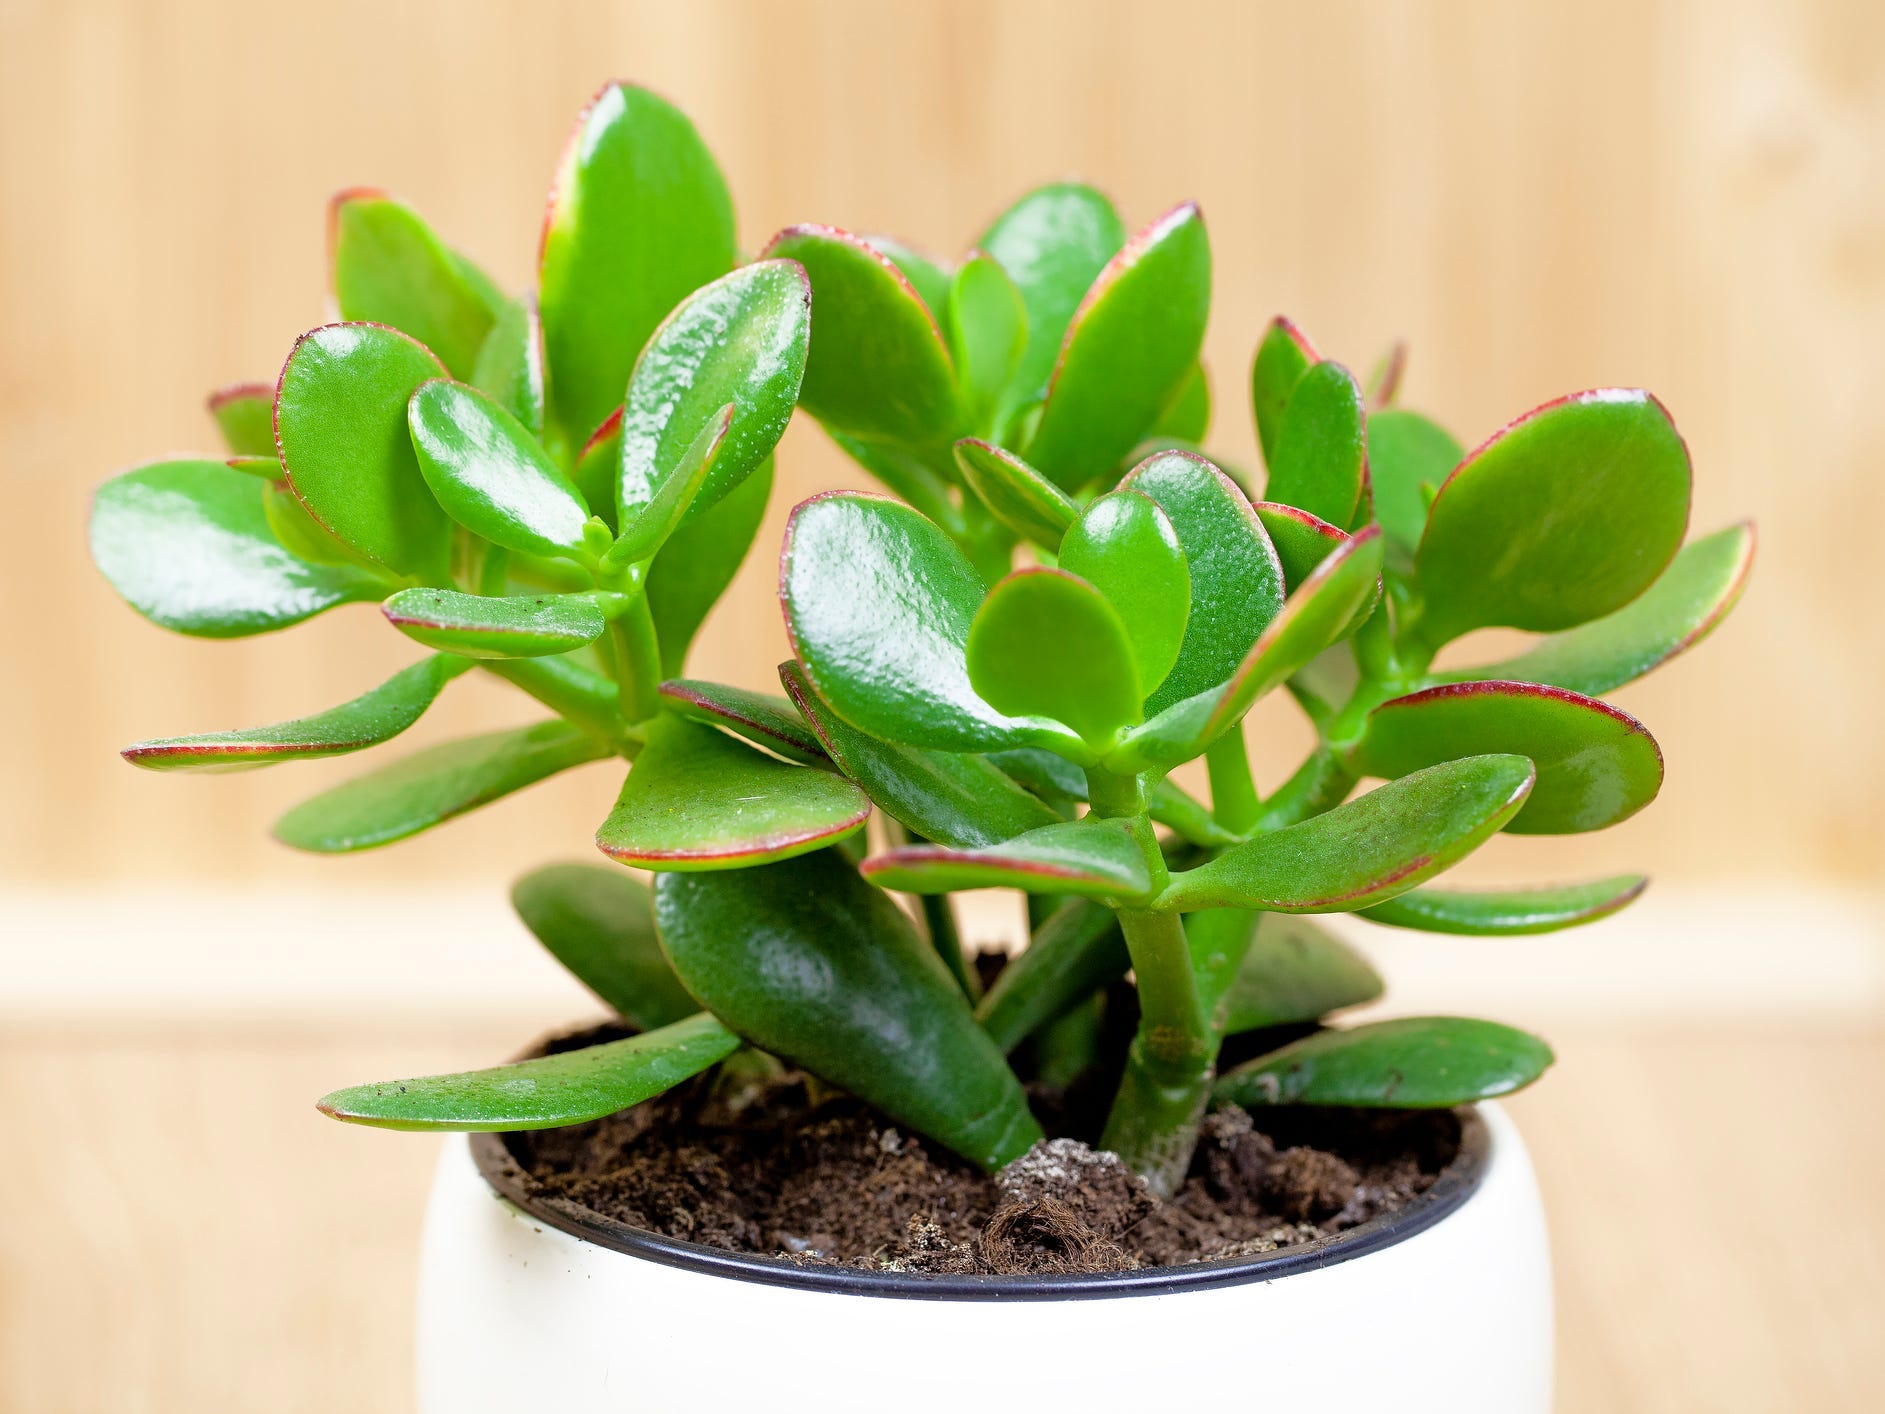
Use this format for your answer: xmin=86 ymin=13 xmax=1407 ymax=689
xmin=510 ymin=1022 xmax=1461 ymax=1276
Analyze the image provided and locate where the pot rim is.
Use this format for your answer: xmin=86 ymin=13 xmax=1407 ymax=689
xmin=468 ymin=1105 xmax=1488 ymax=1303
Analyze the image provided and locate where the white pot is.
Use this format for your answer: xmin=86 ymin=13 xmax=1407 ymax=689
xmin=415 ymin=1103 xmax=1552 ymax=1412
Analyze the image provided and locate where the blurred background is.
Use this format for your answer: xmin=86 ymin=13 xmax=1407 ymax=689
xmin=1 ymin=0 xmax=1879 ymax=1409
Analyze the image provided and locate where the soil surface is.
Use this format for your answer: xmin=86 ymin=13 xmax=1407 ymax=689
xmin=510 ymin=1023 xmax=1461 ymax=1276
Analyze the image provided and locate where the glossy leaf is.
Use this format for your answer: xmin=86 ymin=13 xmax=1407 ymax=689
xmin=123 ymin=654 xmax=469 ymax=772
xmin=570 ymin=410 xmax=623 ymax=529
xmin=1153 ymin=361 xmax=1211 ymax=442
xmin=1367 ymin=409 xmax=1462 ymax=563
xmin=261 ymin=480 xmax=379 ymax=571
xmin=597 ymin=717 xmax=867 ymax=870
xmin=658 ymin=678 xmax=828 ymax=766
xmin=511 ymin=863 xmax=700 ymax=1029
xmin=1025 ymin=203 xmax=1211 ymax=489
xmin=275 ymin=720 xmax=608 ymax=852
xmin=1220 ymin=914 xmax=1383 ymax=1035
xmin=1250 ymin=316 xmax=1319 ymax=466
xmin=761 ymin=225 xmax=960 ymax=449
xmin=408 ymin=379 xmax=591 ymax=558
xmin=989 ymin=747 xmax=1236 ymax=848
xmin=1264 ymin=360 xmax=1367 ymax=528
xmin=1414 ymin=390 xmax=1692 ymax=644
xmin=276 ymin=322 xmax=452 ymax=578
xmin=382 ymin=587 xmax=604 ymax=659
xmin=1160 ymin=754 xmax=1535 ymax=913
xmin=618 ymin=259 xmax=810 ymax=528
xmin=1214 ymin=1016 xmax=1554 ymax=1108
xmin=975 ymin=899 xmax=1127 ymax=1054
xmin=864 ymin=234 xmax=953 ymax=317
xmin=1440 ymin=523 xmax=1755 ymax=697
xmin=654 ymin=851 xmax=1043 ymax=1170
xmin=318 ymin=1012 xmax=738 ymax=1131
xmin=966 ymin=569 xmax=1141 ymax=751
xmin=863 ymin=818 xmax=1152 ymax=902
xmin=1058 ymin=491 xmax=1191 ymax=698
xmin=226 ymin=454 xmax=283 ymax=480
xmin=207 ymin=382 xmax=277 ymax=457
xmin=90 ymin=460 xmax=382 ymax=637
xmin=1359 ymin=875 xmax=1648 ymax=934
xmin=471 ymin=296 xmax=548 ymax=439
xmin=1254 ymin=502 xmax=1348 ymax=589
xmin=610 ymin=404 xmax=731 ymax=566
xmin=782 ymin=492 xmax=1071 ymax=753
xmin=1351 ymin=681 xmax=1664 ymax=834
xmin=953 ymin=438 xmax=1076 ymax=549
xmin=947 ymin=250 xmax=1027 ymax=431
xmin=329 ymin=189 xmax=497 ymax=379
xmin=780 ymin=661 xmax=1058 ymax=848
xmin=539 ymin=82 xmax=736 ymax=448
xmin=831 ymin=430 xmax=962 ymax=529
xmin=978 ymin=183 xmax=1125 ymax=403
xmin=646 ymin=458 xmax=771 ymax=675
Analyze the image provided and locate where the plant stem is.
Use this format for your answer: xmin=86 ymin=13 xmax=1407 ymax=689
xmin=609 ymin=595 xmax=663 ymax=724
xmin=1205 ymin=729 xmax=1260 ymax=835
xmin=480 ymin=656 xmax=630 ymax=750
xmin=1255 ymin=745 xmax=1358 ymax=830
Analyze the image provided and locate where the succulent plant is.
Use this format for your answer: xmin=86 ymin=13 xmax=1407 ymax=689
xmin=92 ymin=83 xmax=1752 ymax=1203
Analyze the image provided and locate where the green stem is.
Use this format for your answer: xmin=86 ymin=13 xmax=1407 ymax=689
xmin=609 ymin=596 xmax=663 ymax=724
xmin=481 ymin=657 xmax=630 ymax=751
xmin=1205 ymin=730 xmax=1260 ymax=836
xmin=975 ymin=898 xmax=1127 ymax=1054
xmin=1255 ymin=745 xmax=1357 ymax=831
xmin=921 ymin=894 xmax=981 ymax=1002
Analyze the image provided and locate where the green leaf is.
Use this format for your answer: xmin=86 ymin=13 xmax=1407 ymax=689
xmin=597 ymin=717 xmax=868 ymax=870
xmin=1364 ymin=340 xmax=1406 ymax=408
xmin=654 ymin=851 xmax=1043 ymax=1169
xmin=645 ymin=458 xmax=771 ymax=675
xmin=122 ymin=654 xmax=469 ymax=772
xmin=1350 ymin=681 xmax=1664 ymax=834
xmin=539 ymin=82 xmax=736 ymax=449
xmin=1264 ymin=359 xmax=1367 ymax=528
xmin=381 ymin=588 xmax=604 ymax=659
xmin=1153 ymin=361 xmax=1211 ymax=442
xmin=1220 ymin=914 xmax=1383 ymax=1035
xmin=781 ymin=492 xmax=1074 ymax=754
xmin=1367 ymin=409 xmax=1462 ymax=564
xmin=760 ymin=225 xmax=960 ymax=449
xmin=226 ymin=454 xmax=284 ymax=480
xmin=328 ymin=189 xmax=498 ymax=379
xmin=830 ymin=430 xmax=962 ymax=529
xmin=780 ymin=661 xmax=1059 ymax=848
xmin=318 ymin=1012 xmax=738 ymax=1130
xmin=570 ymin=410 xmax=623 ymax=530
xmin=862 ymin=818 xmax=1152 ymax=902
xmin=1250 ymin=316 xmax=1318 ymax=467
xmin=207 ymin=382 xmax=277 ymax=457
xmin=1214 ymin=1016 xmax=1554 ymax=1108
xmin=618 ymin=259 xmax=810 ymax=528
xmin=261 ymin=480 xmax=380 ymax=571
xmin=974 ymin=899 xmax=1127 ymax=1054
xmin=1358 ymin=875 xmax=1648 ymax=934
xmin=1438 ymin=523 xmax=1755 ymax=697
xmin=275 ymin=720 xmax=608 ymax=852
xmin=1024 ymin=203 xmax=1212 ymax=489
xmin=966 ymin=569 xmax=1141 ymax=752
xmin=1122 ymin=451 xmax=1286 ymax=715
xmin=471 ymin=296 xmax=548 ymax=439
xmin=953 ymin=438 xmax=1077 ymax=549
xmin=276 ymin=322 xmax=452 ymax=579
xmin=610 ymin=405 xmax=731 ymax=566
xmin=408 ymin=379 xmax=592 ymax=559
xmin=946 ymin=251 xmax=1026 ymax=432
xmin=658 ymin=678 xmax=828 ymax=767
xmin=988 ymin=747 xmax=1236 ymax=847
xmin=511 ymin=862 xmax=700 ymax=1029
xmin=90 ymin=459 xmax=382 ymax=637
xmin=1057 ymin=491 xmax=1191 ymax=698
xmin=863 ymin=234 xmax=953 ymax=317
xmin=1254 ymin=502 xmax=1349 ymax=589
xmin=1160 ymin=754 xmax=1535 ymax=913
xmin=1413 ymin=390 xmax=1693 ymax=645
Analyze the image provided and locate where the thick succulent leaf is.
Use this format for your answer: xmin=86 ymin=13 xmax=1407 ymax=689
xmin=978 ymin=182 xmax=1126 ymax=409
xmin=1220 ymin=914 xmax=1383 ymax=1035
xmin=761 ymin=225 xmax=960 ymax=449
xmin=329 ymin=189 xmax=497 ymax=379
xmin=261 ymin=480 xmax=381 ymax=572
xmin=975 ymin=900 xmax=1126 ymax=1054
xmin=1414 ymin=390 xmax=1692 ymax=645
xmin=864 ymin=234 xmax=953 ymax=317
xmin=1439 ymin=523 xmax=1755 ymax=697
xmin=1250 ymin=316 xmax=1319 ymax=466
xmin=1263 ymin=360 xmax=1367 ymax=528
xmin=1153 ymin=361 xmax=1211 ymax=442
xmin=538 ymin=82 xmax=736 ymax=449
xmin=966 ymin=569 xmax=1141 ymax=752
xmin=511 ymin=862 xmax=700 ymax=1029
xmin=658 ymin=678 xmax=828 ymax=766
xmin=1123 ymin=451 xmax=1286 ymax=716
xmin=275 ymin=720 xmax=608 ymax=852
xmin=471 ymin=297 xmax=549 ymax=439
xmin=207 ymin=382 xmax=277 ymax=457
xmin=1359 ymin=875 xmax=1648 ymax=934
xmin=1365 ymin=341 xmax=1407 ymax=408
xmin=654 ymin=851 xmax=1043 ymax=1169
xmin=382 ymin=587 xmax=604 ymax=659
xmin=1024 ymin=203 xmax=1211 ymax=489
xmin=1214 ymin=1016 xmax=1554 ymax=1108
xmin=781 ymin=662 xmax=1058 ymax=848
xmin=1254 ymin=502 xmax=1349 ymax=589
xmin=1058 ymin=491 xmax=1191 ymax=699
xmin=829 ymin=430 xmax=962 ymax=528
xmin=1367 ymin=410 xmax=1462 ymax=564
xmin=645 ymin=459 xmax=772 ymax=675
xmin=226 ymin=454 xmax=284 ymax=480
xmin=318 ymin=1012 xmax=738 ymax=1131
xmin=1160 ymin=754 xmax=1535 ymax=913
xmin=276 ymin=322 xmax=452 ymax=579
xmin=90 ymin=459 xmax=382 ymax=637
xmin=618 ymin=259 xmax=810 ymax=529
xmin=609 ymin=404 xmax=732 ymax=566
xmin=570 ymin=410 xmax=623 ymax=529
xmin=989 ymin=747 xmax=1236 ymax=847
xmin=1350 ymin=681 xmax=1664 ymax=834
xmin=947 ymin=250 xmax=1027 ymax=432
xmin=408 ymin=379 xmax=591 ymax=558
xmin=123 ymin=654 xmax=469 ymax=772
xmin=781 ymin=492 xmax=1073 ymax=753
xmin=953 ymin=438 xmax=1077 ymax=549
xmin=862 ymin=818 xmax=1152 ymax=902
xmin=597 ymin=717 xmax=867 ymax=870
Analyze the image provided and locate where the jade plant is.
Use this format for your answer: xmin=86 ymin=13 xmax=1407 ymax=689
xmin=91 ymin=83 xmax=1753 ymax=1205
